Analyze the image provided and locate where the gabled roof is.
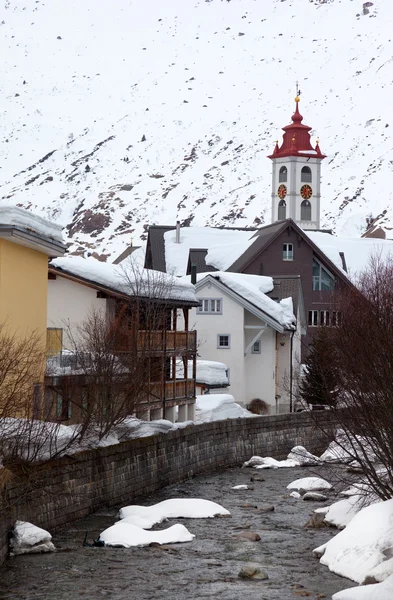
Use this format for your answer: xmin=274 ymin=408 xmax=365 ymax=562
xmin=195 ymin=272 xmax=296 ymax=332
xmin=228 ymin=218 xmax=353 ymax=287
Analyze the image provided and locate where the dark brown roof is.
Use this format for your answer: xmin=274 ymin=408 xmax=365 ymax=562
xmin=267 ymin=276 xmax=301 ymax=315
xmin=228 ymin=221 xmax=288 ymax=272
xmin=112 ymin=246 xmax=141 ymax=265
xmin=144 ymin=225 xmax=175 ymax=272
xmin=186 ymin=249 xmax=218 ymax=275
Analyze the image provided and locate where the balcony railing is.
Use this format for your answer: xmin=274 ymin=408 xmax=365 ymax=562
xmin=146 ymin=379 xmax=195 ymax=402
xmin=117 ymin=330 xmax=196 ymax=353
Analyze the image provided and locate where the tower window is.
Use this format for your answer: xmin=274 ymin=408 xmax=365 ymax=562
xmin=278 ymin=199 xmax=286 ymax=220
xmin=301 ymin=200 xmax=311 ymax=221
xmin=279 ymin=166 xmax=287 ymax=182
xmin=301 ymin=166 xmax=312 ymax=183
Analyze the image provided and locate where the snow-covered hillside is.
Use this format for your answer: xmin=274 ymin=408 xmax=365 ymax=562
xmin=1 ymin=0 xmax=391 ymax=260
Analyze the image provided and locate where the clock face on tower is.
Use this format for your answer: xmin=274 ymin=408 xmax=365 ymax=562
xmin=300 ymin=184 xmax=312 ymax=200
xmin=277 ymin=184 xmax=287 ymax=200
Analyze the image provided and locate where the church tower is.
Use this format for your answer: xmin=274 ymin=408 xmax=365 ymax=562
xmin=268 ymin=96 xmax=326 ymax=230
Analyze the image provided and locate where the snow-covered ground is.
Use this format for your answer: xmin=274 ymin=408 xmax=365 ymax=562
xmin=1 ymin=1 xmax=392 ymax=259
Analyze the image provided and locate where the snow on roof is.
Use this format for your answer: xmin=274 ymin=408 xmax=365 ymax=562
xmin=50 ymin=256 xmax=197 ymax=303
xmin=0 ymin=205 xmax=64 ymax=245
xmin=298 ymin=150 xmax=318 ymax=155
xmin=196 ymin=271 xmax=296 ymax=329
xmin=305 ymin=231 xmax=393 ymax=279
xmin=195 ymin=359 xmax=229 ymax=386
xmin=164 ymin=227 xmax=255 ymax=276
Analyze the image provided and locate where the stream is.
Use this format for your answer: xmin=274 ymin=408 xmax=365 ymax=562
xmin=0 ymin=465 xmax=354 ymax=599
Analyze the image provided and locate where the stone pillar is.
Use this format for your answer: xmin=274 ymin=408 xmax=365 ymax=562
xmin=187 ymin=402 xmax=196 ymax=422
xmin=178 ymin=404 xmax=187 ymax=422
xmin=150 ymin=407 xmax=163 ymax=421
xmin=165 ymin=405 xmax=176 ymax=423
xmin=136 ymin=406 xmax=150 ymax=421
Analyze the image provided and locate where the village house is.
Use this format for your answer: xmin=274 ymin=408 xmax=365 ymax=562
xmin=46 ymin=256 xmax=199 ymax=423
xmin=182 ymin=271 xmax=305 ymax=414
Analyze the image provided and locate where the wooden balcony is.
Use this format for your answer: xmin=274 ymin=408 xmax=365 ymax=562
xmin=143 ymin=379 xmax=195 ymax=404
xmin=116 ymin=330 xmax=196 ymax=353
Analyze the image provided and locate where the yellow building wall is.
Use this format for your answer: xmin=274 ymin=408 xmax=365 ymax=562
xmin=0 ymin=239 xmax=48 ymax=346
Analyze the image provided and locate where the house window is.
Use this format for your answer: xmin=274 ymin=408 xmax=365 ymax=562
xmin=301 ymin=200 xmax=312 ymax=221
xmin=331 ymin=311 xmax=342 ymax=327
xmin=282 ymin=243 xmax=294 ymax=261
xmin=56 ymin=393 xmax=72 ymax=420
xmin=320 ymin=310 xmax=330 ymax=326
xmin=279 ymin=166 xmax=288 ymax=182
xmin=308 ymin=310 xmax=318 ymax=327
xmin=217 ymin=334 xmax=230 ymax=349
xmin=301 ymin=166 xmax=312 ymax=183
xmin=197 ymin=298 xmax=222 ymax=314
xmin=251 ymin=340 xmax=261 ymax=354
xmin=312 ymin=259 xmax=335 ymax=291
xmin=278 ymin=199 xmax=286 ymax=220
xmin=46 ymin=328 xmax=63 ymax=357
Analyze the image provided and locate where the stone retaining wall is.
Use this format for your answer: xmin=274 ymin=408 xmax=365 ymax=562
xmin=0 ymin=413 xmax=332 ymax=566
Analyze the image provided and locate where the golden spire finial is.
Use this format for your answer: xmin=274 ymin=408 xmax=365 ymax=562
xmin=295 ymin=95 xmax=300 ymax=103
xmin=316 ymin=138 xmax=319 ymax=144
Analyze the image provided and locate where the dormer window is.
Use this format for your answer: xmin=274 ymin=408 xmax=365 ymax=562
xmin=301 ymin=166 xmax=312 ymax=183
xmin=279 ymin=166 xmax=287 ymax=182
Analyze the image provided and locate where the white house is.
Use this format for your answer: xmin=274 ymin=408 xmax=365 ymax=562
xmin=182 ymin=271 xmax=305 ymax=414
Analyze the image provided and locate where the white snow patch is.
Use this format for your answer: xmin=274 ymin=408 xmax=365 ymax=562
xmin=99 ymin=522 xmax=194 ymax=548
xmin=333 ymin=574 xmax=393 ymax=600
xmin=164 ymin=228 xmax=255 ymax=276
xmin=10 ymin=521 xmax=55 ymax=555
xmin=314 ymin=499 xmax=393 ymax=584
xmin=119 ymin=498 xmax=230 ymax=523
xmin=232 ymin=485 xmax=249 ymax=490
xmin=287 ymin=446 xmax=321 ymax=466
xmin=0 ymin=206 xmax=64 ymax=245
xmin=50 ymin=256 xmax=197 ymax=303
xmin=290 ymin=491 xmax=301 ymax=499
xmin=287 ymin=477 xmax=332 ymax=492
xmin=195 ymin=394 xmax=255 ymax=422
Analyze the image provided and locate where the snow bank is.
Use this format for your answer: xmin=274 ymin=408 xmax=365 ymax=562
xmin=321 ymin=495 xmax=365 ymax=529
xmin=243 ymin=446 xmax=320 ymax=469
xmin=333 ymin=573 xmax=393 ymax=600
xmin=10 ymin=521 xmax=55 ymax=555
xmin=287 ymin=477 xmax=332 ymax=492
xmin=287 ymin=446 xmax=321 ymax=466
xmin=0 ymin=205 xmax=64 ymax=245
xmin=50 ymin=256 xmax=197 ymax=303
xmin=314 ymin=499 xmax=393 ymax=584
xmin=119 ymin=498 xmax=230 ymax=523
xmin=99 ymin=522 xmax=194 ymax=548
xmin=195 ymin=394 xmax=255 ymax=422
xmin=232 ymin=485 xmax=249 ymax=490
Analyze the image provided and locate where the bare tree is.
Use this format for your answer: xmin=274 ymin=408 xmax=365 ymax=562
xmin=303 ymin=254 xmax=393 ymax=500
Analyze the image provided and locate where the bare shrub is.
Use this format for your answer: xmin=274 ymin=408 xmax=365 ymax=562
xmin=247 ymin=398 xmax=269 ymax=415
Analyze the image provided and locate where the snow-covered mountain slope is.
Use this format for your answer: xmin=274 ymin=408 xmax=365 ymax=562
xmin=1 ymin=0 xmax=392 ymax=260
